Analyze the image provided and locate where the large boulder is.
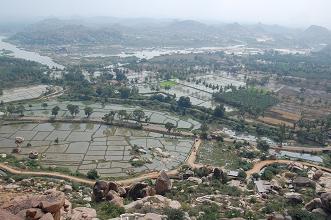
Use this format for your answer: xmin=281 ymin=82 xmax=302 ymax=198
xmin=305 ymin=198 xmax=322 ymax=211
xmin=70 ymin=207 xmax=97 ymax=220
xmin=0 ymin=190 xmax=65 ymax=220
xmin=320 ymin=192 xmax=331 ymax=213
xmin=39 ymin=190 xmax=66 ymax=214
xmin=110 ymin=195 xmax=124 ymax=208
xmin=187 ymin=177 xmax=202 ymax=184
xmin=40 ymin=213 xmax=54 ymax=220
xmin=118 ymin=186 xmax=127 ymax=197
xmin=108 ymin=181 xmax=119 ymax=192
xmin=92 ymin=180 xmax=109 ymax=202
xmin=182 ymin=170 xmax=194 ymax=180
xmin=105 ymin=190 xmax=124 ymax=207
xmin=0 ymin=209 xmax=23 ymax=220
xmin=155 ymin=170 xmax=172 ymax=195
xmin=293 ymin=177 xmax=315 ymax=188
xmin=313 ymin=170 xmax=324 ymax=181
xmin=127 ymin=182 xmax=149 ymax=200
xmin=311 ymin=208 xmax=327 ymax=217
xmin=285 ymin=193 xmax=303 ymax=204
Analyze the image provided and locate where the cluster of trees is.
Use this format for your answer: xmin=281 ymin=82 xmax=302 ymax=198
xmin=5 ymin=104 xmax=26 ymax=116
xmin=244 ymin=51 xmax=331 ymax=80
xmin=0 ymin=56 xmax=50 ymax=89
xmin=295 ymin=115 xmax=331 ymax=145
xmin=246 ymin=76 xmax=270 ymax=86
xmin=213 ymin=87 xmax=278 ymax=117
xmin=102 ymin=109 xmax=150 ymax=124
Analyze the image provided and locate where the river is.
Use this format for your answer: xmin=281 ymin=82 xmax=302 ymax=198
xmin=0 ymin=36 xmax=64 ymax=69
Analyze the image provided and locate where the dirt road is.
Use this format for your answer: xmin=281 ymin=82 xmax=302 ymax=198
xmin=246 ymin=159 xmax=331 ymax=177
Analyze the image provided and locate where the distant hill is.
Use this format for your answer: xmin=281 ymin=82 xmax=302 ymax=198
xmin=315 ymin=44 xmax=331 ymax=57
xmin=8 ymin=18 xmax=331 ymax=48
xmin=298 ymin=25 xmax=331 ymax=46
xmin=10 ymin=18 xmax=124 ymax=45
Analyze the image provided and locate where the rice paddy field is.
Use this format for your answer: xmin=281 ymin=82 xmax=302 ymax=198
xmin=21 ymin=100 xmax=201 ymax=130
xmin=0 ymin=121 xmax=194 ymax=177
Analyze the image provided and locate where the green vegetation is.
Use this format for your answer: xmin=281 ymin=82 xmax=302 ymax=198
xmin=0 ymin=56 xmax=49 ymax=89
xmin=87 ymin=169 xmax=99 ymax=180
xmin=164 ymin=208 xmax=185 ymax=220
xmin=93 ymin=202 xmax=125 ymax=219
xmin=213 ymin=87 xmax=278 ymax=115
xmin=296 ymin=115 xmax=330 ymax=146
xmin=197 ymin=204 xmax=220 ymax=220
xmin=245 ymin=50 xmax=331 ymax=80
xmin=160 ymin=80 xmax=177 ymax=89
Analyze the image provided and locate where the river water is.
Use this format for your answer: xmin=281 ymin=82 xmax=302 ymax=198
xmin=0 ymin=36 xmax=64 ymax=69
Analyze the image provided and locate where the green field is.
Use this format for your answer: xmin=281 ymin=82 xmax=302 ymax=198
xmin=160 ymin=80 xmax=177 ymax=88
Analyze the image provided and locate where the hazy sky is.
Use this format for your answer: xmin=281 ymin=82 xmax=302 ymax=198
xmin=2 ymin=0 xmax=331 ymax=28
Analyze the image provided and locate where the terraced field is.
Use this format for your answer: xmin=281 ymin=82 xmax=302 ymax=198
xmin=0 ymin=122 xmax=194 ymax=177
xmin=23 ymin=101 xmax=201 ymax=130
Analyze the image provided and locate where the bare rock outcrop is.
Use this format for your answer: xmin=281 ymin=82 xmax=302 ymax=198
xmin=124 ymin=195 xmax=181 ymax=213
xmin=92 ymin=180 xmax=109 ymax=202
xmin=0 ymin=209 xmax=23 ymax=220
xmin=0 ymin=189 xmax=66 ymax=220
xmin=155 ymin=170 xmax=172 ymax=195
xmin=71 ymin=207 xmax=97 ymax=220
xmin=127 ymin=182 xmax=149 ymax=200
xmin=313 ymin=170 xmax=324 ymax=180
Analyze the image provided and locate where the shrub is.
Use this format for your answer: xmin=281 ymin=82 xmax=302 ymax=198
xmin=98 ymin=202 xmax=125 ymax=219
xmin=224 ymin=209 xmax=240 ymax=218
xmin=87 ymin=169 xmax=99 ymax=180
xmin=164 ymin=208 xmax=185 ymax=220
xmin=197 ymin=204 xmax=220 ymax=220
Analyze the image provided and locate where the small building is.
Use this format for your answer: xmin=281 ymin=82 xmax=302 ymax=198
xmin=254 ymin=180 xmax=272 ymax=194
xmin=228 ymin=170 xmax=239 ymax=178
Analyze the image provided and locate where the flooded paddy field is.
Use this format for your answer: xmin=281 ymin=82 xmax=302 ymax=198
xmin=23 ymin=100 xmax=201 ymax=130
xmin=0 ymin=122 xmax=194 ymax=177
xmin=0 ymin=85 xmax=49 ymax=103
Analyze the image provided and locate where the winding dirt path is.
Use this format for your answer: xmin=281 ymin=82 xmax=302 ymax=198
xmin=2 ymin=137 xmax=331 ymax=187
xmin=271 ymin=146 xmax=331 ymax=153
xmin=246 ymin=159 xmax=331 ymax=177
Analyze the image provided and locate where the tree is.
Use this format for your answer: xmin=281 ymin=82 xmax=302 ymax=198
xmin=51 ymin=106 xmax=60 ymax=117
xmin=257 ymin=139 xmax=270 ymax=152
xmin=213 ymin=104 xmax=225 ymax=118
xmin=278 ymin=123 xmax=286 ymax=146
xmin=84 ymin=107 xmax=93 ymax=118
xmin=67 ymin=104 xmax=80 ymax=117
xmin=177 ymin=96 xmax=192 ymax=108
xmin=16 ymin=105 xmax=25 ymax=116
xmin=165 ymin=122 xmax=176 ymax=132
xmin=132 ymin=109 xmax=145 ymax=122
xmin=102 ymin=111 xmax=116 ymax=124
xmin=118 ymin=87 xmax=131 ymax=99
xmin=41 ymin=102 xmax=48 ymax=109
xmin=115 ymin=70 xmax=127 ymax=81
xmin=6 ymin=104 xmax=15 ymax=115
xmin=200 ymin=122 xmax=209 ymax=139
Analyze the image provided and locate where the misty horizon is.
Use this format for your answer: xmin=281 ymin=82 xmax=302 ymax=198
xmin=1 ymin=0 xmax=331 ymax=29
